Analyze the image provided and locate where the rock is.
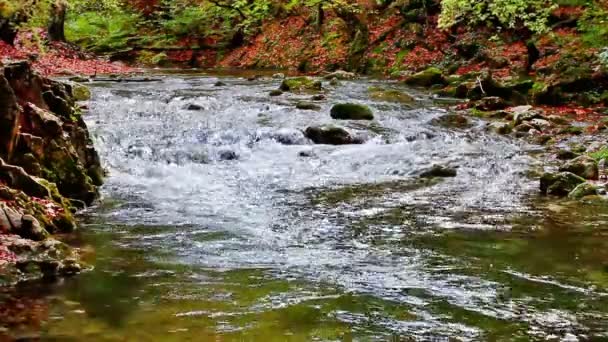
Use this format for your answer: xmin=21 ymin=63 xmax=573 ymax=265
xmin=59 ymin=258 xmax=82 ymax=275
xmin=185 ymin=104 xmax=204 ymax=111
xmin=404 ymin=67 xmax=446 ymax=87
xmin=296 ymin=102 xmax=321 ymax=110
xmin=568 ymin=182 xmax=599 ymax=200
xmin=0 ymin=158 xmax=51 ymax=199
xmin=0 ymin=203 xmax=22 ymax=233
xmin=269 ymin=90 xmax=283 ymax=97
xmin=329 ymin=78 xmax=340 ymax=87
xmin=0 ymin=74 xmax=21 ymax=161
xmin=419 ymin=165 xmax=457 ymax=178
xmin=69 ymin=82 xmax=91 ymax=101
xmin=304 ymin=125 xmax=360 ymax=145
xmin=430 ymin=114 xmax=471 ymax=129
xmin=311 ymin=94 xmax=326 ymax=101
xmin=475 ymin=96 xmax=507 ymax=111
xmin=546 ymin=115 xmax=570 ymax=126
xmin=511 ymin=106 xmax=541 ymax=125
xmin=323 ymin=70 xmax=357 ymax=80
xmin=254 ymin=128 xmax=309 ymax=145
xmin=23 ymin=103 xmax=63 ymax=138
xmin=540 ymin=172 xmax=586 ymax=196
xmin=69 ymin=76 xmax=90 ymax=83
xmin=280 ymin=77 xmax=322 ymax=92
xmin=559 ymin=156 xmax=598 ymax=180
xmin=214 ymin=81 xmax=226 ymax=87
xmin=330 ymin=103 xmax=374 ymax=120
xmin=488 ymin=122 xmax=512 ymax=135
xmin=556 ymin=150 xmax=580 ymax=160
xmin=42 ymin=91 xmax=74 ymax=120
xmin=272 ymin=73 xmax=285 ymax=79
xmin=20 ymin=215 xmax=48 ymax=241
xmin=218 ymin=150 xmax=238 ymax=161
xmin=368 ymin=87 xmax=415 ymax=103
xmin=529 ymin=118 xmax=552 ymax=131
xmin=298 ymin=150 xmax=315 ymax=157
xmin=514 ymin=123 xmax=536 ymax=133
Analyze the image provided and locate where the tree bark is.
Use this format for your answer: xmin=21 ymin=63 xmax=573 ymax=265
xmin=0 ymin=18 xmax=18 ymax=45
xmin=47 ymin=1 xmax=67 ymax=42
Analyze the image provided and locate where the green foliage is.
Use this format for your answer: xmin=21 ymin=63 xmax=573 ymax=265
xmin=65 ymin=10 xmax=141 ymax=52
xmin=438 ymin=0 xmax=556 ymax=33
xmin=578 ymin=5 xmax=608 ymax=48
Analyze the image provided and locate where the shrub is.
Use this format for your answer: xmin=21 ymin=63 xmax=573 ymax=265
xmin=438 ymin=0 xmax=556 ymax=33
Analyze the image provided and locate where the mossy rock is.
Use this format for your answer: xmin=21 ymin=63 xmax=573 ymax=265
xmin=69 ymin=82 xmax=91 ymax=101
xmin=568 ymin=182 xmax=599 ymax=200
xmin=279 ymin=77 xmax=322 ymax=92
xmin=404 ymin=67 xmax=446 ymax=88
xmin=368 ymin=87 xmax=415 ymax=103
xmin=296 ymin=102 xmax=321 ymax=110
xmin=330 ymin=103 xmax=374 ymax=120
xmin=430 ymin=114 xmax=471 ymax=129
xmin=559 ymin=156 xmax=598 ymax=180
xmin=540 ymin=171 xmax=586 ymax=197
xmin=304 ymin=125 xmax=360 ymax=145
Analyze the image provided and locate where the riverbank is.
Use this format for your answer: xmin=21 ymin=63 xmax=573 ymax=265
xmin=0 ymin=60 xmax=103 ymax=286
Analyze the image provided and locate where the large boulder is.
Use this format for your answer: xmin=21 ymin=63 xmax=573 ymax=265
xmin=280 ymin=77 xmax=322 ymax=92
xmin=404 ymin=67 xmax=446 ymax=87
xmin=330 ymin=103 xmax=374 ymax=120
xmin=559 ymin=156 xmax=598 ymax=180
xmin=540 ymin=172 xmax=586 ymax=196
xmin=304 ymin=125 xmax=361 ymax=145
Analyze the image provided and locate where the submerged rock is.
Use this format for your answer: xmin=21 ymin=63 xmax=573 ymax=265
xmin=304 ymin=125 xmax=361 ymax=145
xmin=330 ymin=103 xmax=374 ymax=120
xmin=559 ymin=156 xmax=598 ymax=180
xmin=185 ymin=103 xmax=204 ymax=111
xmin=296 ymin=102 xmax=321 ymax=110
xmin=419 ymin=165 xmax=457 ymax=178
xmin=269 ymin=89 xmax=283 ymax=97
xmin=430 ymin=114 xmax=471 ymax=129
xmin=540 ymin=171 xmax=586 ymax=196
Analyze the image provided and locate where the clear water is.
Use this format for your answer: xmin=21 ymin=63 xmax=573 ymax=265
xmin=1 ymin=73 xmax=607 ymax=341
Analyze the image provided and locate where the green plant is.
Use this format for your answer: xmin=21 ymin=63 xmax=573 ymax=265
xmin=438 ymin=0 xmax=556 ymax=33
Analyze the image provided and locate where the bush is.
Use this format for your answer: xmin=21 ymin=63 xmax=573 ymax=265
xmin=438 ymin=0 xmax=556 ymax=33
xmin=65 ymin=11 xmax=141 ymax=52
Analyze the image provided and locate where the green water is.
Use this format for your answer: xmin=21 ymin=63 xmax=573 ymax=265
xmin=1 ymin=197 xmax=606 ymax=341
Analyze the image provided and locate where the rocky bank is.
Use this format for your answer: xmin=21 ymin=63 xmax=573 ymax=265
xmin=0 ymin=61 xmax=102 ymax=286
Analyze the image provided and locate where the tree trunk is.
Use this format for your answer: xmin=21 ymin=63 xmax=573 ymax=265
xmin=47 ymin=1 xmax=67 ymax=42
xmin=315 ymin=3 xmax=324 ymax=32
xmin=0 ymin=18 xmax=18 ymax=45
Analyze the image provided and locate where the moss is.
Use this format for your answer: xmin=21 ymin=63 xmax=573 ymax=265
xmin=590 ymin=148 xmax=608 ymax=161
xmin=330 ymin=103 xmax=374 ymax=120
xmin=279 ymin=77 xmax=322 ymax=92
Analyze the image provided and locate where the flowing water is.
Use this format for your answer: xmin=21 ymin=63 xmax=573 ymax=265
xmin=2 ymin=72 xmax=608 ymax=341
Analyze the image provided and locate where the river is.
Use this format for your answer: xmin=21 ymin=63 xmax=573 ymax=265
xmin=3 ymin=72 xmax=608 ymax=341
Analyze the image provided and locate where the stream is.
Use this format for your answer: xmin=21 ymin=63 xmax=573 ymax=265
xmin=3 ymin=72 xmax=608 ymax=341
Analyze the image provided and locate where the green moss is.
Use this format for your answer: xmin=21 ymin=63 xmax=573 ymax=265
xmin=590 ymin=148 xmax=608 ymax=161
